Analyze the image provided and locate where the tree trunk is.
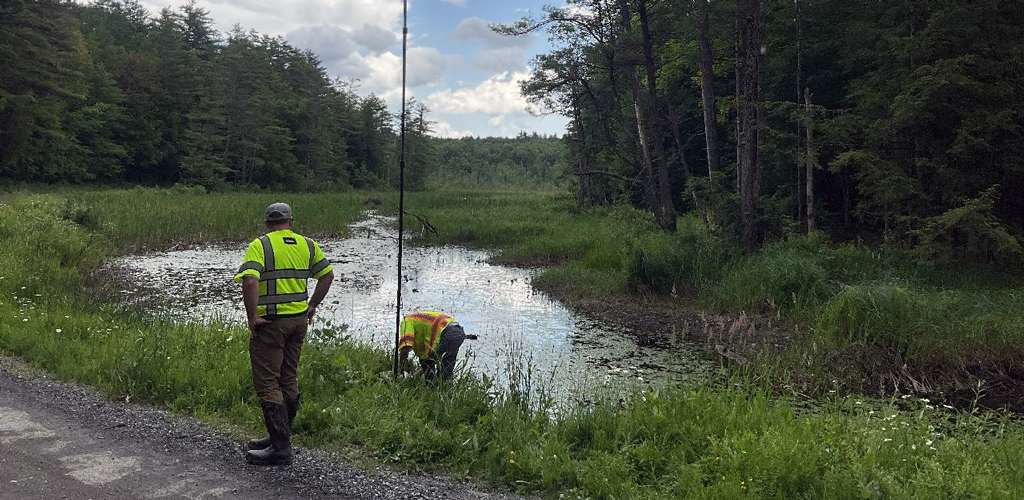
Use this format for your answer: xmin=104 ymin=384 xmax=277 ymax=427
xmin=638 ymin=0 xmax=676 ymax=231
xmin=734 ymin=19 xmax=742 ymax=193
xmin=795 ymin=0 xmax=804 ymax=224
xmin=697 ymin=0 xmax=719 ymax=180
xmin=805 ymin=87 xmax=818 ymax=233
xmin=570 ymin=92 xmax=590 ymax=209
xmin=843 ymin=172 xmax=851 ymax=227
xmin=670 ymin=110 xmax=706 ymax=224
xmin=738 ymin=0 xmax=764 ymax=253
xmin=618 ymin=0 xmax=664 ymax=229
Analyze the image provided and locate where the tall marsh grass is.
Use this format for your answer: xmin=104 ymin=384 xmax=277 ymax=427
xmin=71 ymin=187 xmax=366 ymax=251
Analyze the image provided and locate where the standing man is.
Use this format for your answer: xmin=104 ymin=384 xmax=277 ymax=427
xmin=235 ymin=202 xmax=334 ymax=466
xmin=397 ymin=310 xmax=474 ymax=383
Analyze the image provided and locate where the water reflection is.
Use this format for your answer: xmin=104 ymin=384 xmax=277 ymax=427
xmin=114 ymin=214 xmax=713 ymax=402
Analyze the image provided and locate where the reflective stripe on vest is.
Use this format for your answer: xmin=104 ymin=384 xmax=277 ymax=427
xmin=259 ymin=236 xmax=278 ymax=315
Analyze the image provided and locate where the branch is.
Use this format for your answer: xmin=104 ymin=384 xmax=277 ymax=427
xmin=579 ymin=170 xmax=642 ymax=184
xmin=492 ymin=14 xmax=605 ymax=44
xmin=403 ymin=210 xmax=438 ymax=237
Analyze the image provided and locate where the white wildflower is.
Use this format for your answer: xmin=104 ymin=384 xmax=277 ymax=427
xmin=55 ymin=329 xmax=62 ymax=333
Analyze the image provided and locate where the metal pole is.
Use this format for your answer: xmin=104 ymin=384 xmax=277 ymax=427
xmin=393 ymin=0 xmax=409 ymax=379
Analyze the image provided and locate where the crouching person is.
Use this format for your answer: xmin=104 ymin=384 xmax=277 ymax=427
xmin=397 ymin=311 xmax=475 ymax=382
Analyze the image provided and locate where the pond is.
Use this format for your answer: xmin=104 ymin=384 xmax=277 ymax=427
xmin=113 ymin=214 xmax=715 ymax=403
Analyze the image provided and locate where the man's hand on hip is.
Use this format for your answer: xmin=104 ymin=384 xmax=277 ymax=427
xmin=248 ymin=316 xmax=270 ymax=333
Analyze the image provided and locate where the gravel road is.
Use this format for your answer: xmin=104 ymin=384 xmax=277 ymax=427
xmin=0 ymin=357 xmax=523 ymax=500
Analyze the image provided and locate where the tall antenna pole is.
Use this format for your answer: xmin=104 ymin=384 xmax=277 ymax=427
xmin=393 ymin=0 xmax=409 ymax=378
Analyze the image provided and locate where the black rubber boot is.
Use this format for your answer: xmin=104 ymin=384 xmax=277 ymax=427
xmin=247 ymin=395 xmax=300 ymax=450
xmin=245 ymin=402 xmax=292 ymax=466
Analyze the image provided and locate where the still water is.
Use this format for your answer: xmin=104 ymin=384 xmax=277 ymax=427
xmin=114 ymin=214 xmax=713 ymax=402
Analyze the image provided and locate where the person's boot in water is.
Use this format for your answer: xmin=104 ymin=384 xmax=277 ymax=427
xmin=246 ymin=402 xmax=292 ymax=465
xmin=247 ymin=395 xmax=299 ymax=451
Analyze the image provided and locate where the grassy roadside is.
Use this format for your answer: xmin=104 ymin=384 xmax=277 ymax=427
xmin=2 ymin=188 xmax=1024 ymax=498
xmin=392 ymin=191 xmax=1024 ymax=399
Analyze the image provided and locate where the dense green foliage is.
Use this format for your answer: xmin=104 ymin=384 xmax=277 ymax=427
xmin=0 ymin=0 xmax=566 ymax=191
xmin=516 ymin=0 xmax=1024 ymax=263
xmin=2 ymin=190 xmax=1024 ymax=498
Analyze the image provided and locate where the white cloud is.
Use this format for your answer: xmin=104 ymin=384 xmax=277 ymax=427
xmin=427 ymin=71 xmax=529 ymax=115
xmin=341 ymin=47 xmax=446 ymax=105
xmin=452 ymin=17 xmax=530 ymax=48
xmin=431 ymin=120 xmax=474 ymax=138
xmin=451 ymin=17 xmax=531 ymax=72
xmin=476 ymin=47 xmax=527 ymax=73
xmin=352 ymin=24 xmax=398 ymax=53
xmin=286 ymin=25 xmax=358 ymax=61
xmin=440 ymin=0 xmax=467 ymax=5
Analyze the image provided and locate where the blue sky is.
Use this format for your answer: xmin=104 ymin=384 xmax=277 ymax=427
xmin=132 ymin=0 xmax=569 ymax=137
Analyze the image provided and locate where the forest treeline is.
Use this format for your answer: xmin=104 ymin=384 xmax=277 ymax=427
xmin=511 ymin=0 xmax=1024 ymax=263
xmin=0 ymin=0 xmax=565 ymax=191
xmin=434 ymin=134 xmax=568 ymax=188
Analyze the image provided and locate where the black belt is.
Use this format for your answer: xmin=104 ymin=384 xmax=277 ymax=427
xmin=261 ymin=311 xmax=306 ymax=321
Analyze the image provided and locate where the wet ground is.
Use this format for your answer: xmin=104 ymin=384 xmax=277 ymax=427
xmin=111 ymin=214 xmax=715 ymax=403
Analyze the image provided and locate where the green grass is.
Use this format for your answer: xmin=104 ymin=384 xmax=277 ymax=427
xmin=3 ymin=188 xmax=1024 ymax=498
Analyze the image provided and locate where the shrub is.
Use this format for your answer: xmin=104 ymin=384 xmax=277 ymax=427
xmin=711 ymin=235 xmax=836 ymax=312
xmin=59 ymin=198 xmax=102 ymax=230
xmin=911 ymin=186 xmax=1024 ymax=267
xmin=625 ymin=218 xmax=735 ymax=295
xmin=819 ymin=282 xmax=924 ymax=355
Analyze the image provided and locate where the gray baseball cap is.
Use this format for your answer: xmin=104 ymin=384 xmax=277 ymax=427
xmin=265 ymin=202 xmax=293 ymax=222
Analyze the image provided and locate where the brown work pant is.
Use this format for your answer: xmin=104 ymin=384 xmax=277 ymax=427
xmin=249 ymin=315 xmax=307 ymax=405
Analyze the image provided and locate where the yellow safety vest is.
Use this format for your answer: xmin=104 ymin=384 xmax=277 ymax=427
xmin=234 ymin=230 xmax=332 ymax=317
xmin=398 ymin=311 xmax=455 ymax=359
